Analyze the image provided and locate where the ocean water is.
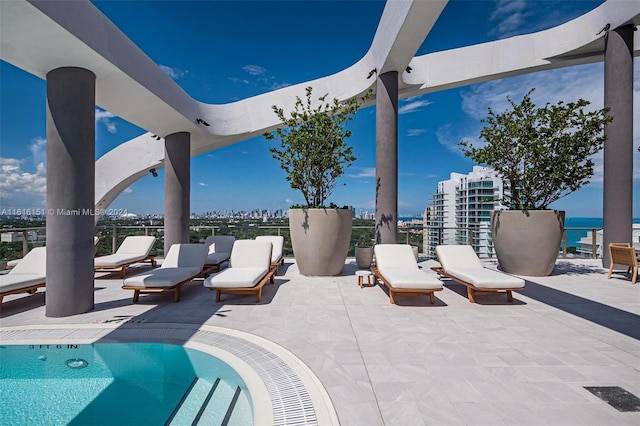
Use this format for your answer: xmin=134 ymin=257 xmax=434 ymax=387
xmin=559 ymin=217 xmax=639 ymax=247
xmin=407 ymin=216 xmax=640 ymax=248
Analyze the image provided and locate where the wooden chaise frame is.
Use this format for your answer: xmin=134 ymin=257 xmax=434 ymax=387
xmin=95 ymin=255 xmax=157 ymax=278
xmin=122 ymin=272 xmax=196 ymax=303
xmin=208 ymin=268 xmax=275 ymax=303
xmin=430 ymin=266 xmax=521 ymax=303
xmin=371 ymin=266 xmax=442 ymax=304
xmin=269 ymin=256 xmax=285 ymax=284
xmin=0 ymin=283 xmax=45 ymax=307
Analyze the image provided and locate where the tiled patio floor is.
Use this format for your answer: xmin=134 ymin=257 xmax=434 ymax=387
xmin=2 ymin=258 xmax=639 ymax=425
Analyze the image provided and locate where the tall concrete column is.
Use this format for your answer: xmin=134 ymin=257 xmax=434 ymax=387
xmin=45 ymin=67 xmax=95 ymax=317
xmin=375 ymin=71 xmax=399 ymax=244
xmin=603 ymin=24 xmax=634 ymax=267
xmin=164 ymin=132 xmax=191 ymax=255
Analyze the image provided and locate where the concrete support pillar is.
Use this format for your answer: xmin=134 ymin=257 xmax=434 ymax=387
xmin=603 ymin=24 xmax=634 ymax=267
xmin=45 ymin=67 xmax=95 ymax=317
xmin=375 ymin=71 xmax=399 ymax=244
xmin=164 ymin=132 xmax=191 ymax=256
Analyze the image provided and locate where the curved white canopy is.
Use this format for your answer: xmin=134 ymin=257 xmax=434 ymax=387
xmin=1 ymin=0 xmax=638 ymax=213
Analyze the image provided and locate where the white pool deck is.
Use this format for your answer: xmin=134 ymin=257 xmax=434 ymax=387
xmin=2 ymin=257 xmax=639 ymax=425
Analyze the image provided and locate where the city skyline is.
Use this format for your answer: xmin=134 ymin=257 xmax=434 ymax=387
xmin=1 ymin=1 xmax=638 ymax=218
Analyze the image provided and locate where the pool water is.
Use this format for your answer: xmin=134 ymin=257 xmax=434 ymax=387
xmin=0 ymin=343 xmax=253 ymax=425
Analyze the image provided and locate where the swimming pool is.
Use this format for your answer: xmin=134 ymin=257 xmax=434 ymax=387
xmin=0 ymin=342 xmax=253 ymax=425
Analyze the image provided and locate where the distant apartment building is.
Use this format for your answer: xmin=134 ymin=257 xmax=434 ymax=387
xmin=424 ymin=166 xmax=506 ymax=258
xmin=576 ymin=224 xmax=640 ymax=258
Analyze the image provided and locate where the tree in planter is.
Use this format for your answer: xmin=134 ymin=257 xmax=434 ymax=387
xmin=459 ymin=89 xmax=612 ymax=276
xmin=264 ymin=86 xmax=369 ymax=207
xmin=459 ymin=88 xmax=612 ymax=210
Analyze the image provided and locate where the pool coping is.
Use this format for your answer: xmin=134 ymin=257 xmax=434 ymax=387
xmin=0 ymin=323 xmax=339 ymax=426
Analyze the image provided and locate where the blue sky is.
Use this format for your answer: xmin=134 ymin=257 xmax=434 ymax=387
xmin=1 ymin=0 xmax=638 ymax=218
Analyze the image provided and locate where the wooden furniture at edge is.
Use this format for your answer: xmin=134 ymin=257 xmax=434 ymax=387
xmin=608 ymin=243 xmax=638 ymax=284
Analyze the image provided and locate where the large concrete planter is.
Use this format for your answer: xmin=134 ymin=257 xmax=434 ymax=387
xmin=289 ymin=208 xmax=352 ymax=276
xmin=355 ymin=246 xmax=374 ymax=269
xmin=491 ymin=210 xmax=565 ymax=276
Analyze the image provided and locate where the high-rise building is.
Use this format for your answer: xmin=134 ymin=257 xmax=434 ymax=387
xmin=424 ymin=166 xmax=506 ymax=258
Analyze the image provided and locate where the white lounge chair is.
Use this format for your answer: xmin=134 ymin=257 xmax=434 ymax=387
xmin=204 ymin=239 xmax=274 ymax=302
xmin=203 ymin=235 xmax=235 ymax=272
xmin=434 ymin=245 xmax=525 ymax=303
xmin=373 ymin=244 xmax=443 ymax=304
xmin=95 ymin=235 xmax=156 ymax=278
xmin=0 ymin=246 xmax=46 ymax=307
xmin=256 ymin=235 xmax=284 ymax=281
xmin=122 ymin=243 xmax=208 ymax=302
xmin=7 ymin=236 xmax=98 ymax=269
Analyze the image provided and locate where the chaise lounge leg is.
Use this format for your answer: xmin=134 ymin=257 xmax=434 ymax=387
xmin=174 ymin=287 xmax=181 ymax=302
xmin=467 ymin=287 xmax=476 ymax=303
xmin=256 ymin=288 xmax=262 ymax=303
xmin=506 ymin=290 xmax=513 ymax=302
xmin=120 ymin=267 xmax=126 ymax=279
xmin=133 ymin=290 xmax=140 ymax=303
xmin=389 ymin=291 xmax=396 ymax=304
xmin=429 ymin=292 xmax=435 ymax=304
xmin=216 ymin=290 xmax=221 ymax=303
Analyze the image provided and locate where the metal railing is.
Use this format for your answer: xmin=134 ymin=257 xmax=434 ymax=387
xmin=0 ymin=224 xmax=604 ymax=266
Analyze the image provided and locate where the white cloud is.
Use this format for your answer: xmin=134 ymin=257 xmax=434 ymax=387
xmin=243 ymin=65 xmax=267 ymax=76
xmin=460 ymin=63 xmax=606 ymax=120
xmin=198 ymin=182 xmax=207 ymax=186
xmin=407 ymin=128 xmax=426 ymax=137
xmin=159 ymin=64 xmax=187 ymax=80
xmin=95 ymin=108 xmax=118 ymax=133
xmin=239 ymin=65 xmax=289 ymax=91
xmin=489 ymin=0 xmax=528 ymax=36
xmin=228 ymin=77 xmax=249 ymax=84
xmin=122 ymin=187 xmax=133 ymax=194
xmin=347 ymin=167 xmax=376 ymax=178
xmin=28 ymin=137 xmax=46 ymax=167
xmin=285 ymin=198 xmax=293 ymax=204
xmin=398 ymin=97 xmax=432 ymax=115
xmin=0 ymin=158 xmax=47 ymax=209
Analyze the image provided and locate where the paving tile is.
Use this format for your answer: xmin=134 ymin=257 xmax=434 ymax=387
xmin=2 ymin=258 xmax=639 ymax=426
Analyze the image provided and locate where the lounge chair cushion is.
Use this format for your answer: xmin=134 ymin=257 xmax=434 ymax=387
xmin=162 ymin=243 xmax=208 ymax=268
xmin=123 ymin=267 xmax=202 ymax=288
xmin=10 ymin=247 xmax=46 ymax=275
xmin=436 ymin=245 xmax=524 ymax=289
xmin=0 ymin=274 xmax=46 ymax=293
xmin=374 ymin=244 xmax=444 ymax=291
xmin=115 ymin=235 xmax=156 ymax=254
xmin=229 ymin=240 xmax=272 ymax=268
xmin=377 ymin=268 xmax=442 ymax=289
xmin=435 ymin=245 xmax=484 ymax=270
xmin=202 ymin=240 xmax=273 ymax=291
xmin=95 ymin=236 xmax=155 ymax=267
xmin=205 ymin=267 xmax=269 ymax=289
xmin=94 ymin=254 xmax=147 ymax=267
xmin=256 ymin=236 xmax=284 ymax=263
xmin=204 ymin=236 xmax=235 ymax=254
xmin=374 ymin=244 xmax=422 ymax=270
xmin=6 ymin=259 xmax=20 ymax=268
xmin=444 ymin=267 xmax=524 ymax=289
xmin=206 ymin=252 xmax=231 ymax=265
xmin=0 ymin=247 xmax=46 ymax=295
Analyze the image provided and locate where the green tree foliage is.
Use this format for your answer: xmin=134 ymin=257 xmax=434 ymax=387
xmin=459 ymin=89 xmax=612 ymax=210
xmin=264 ymin=86 xmax=370 ymax=207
